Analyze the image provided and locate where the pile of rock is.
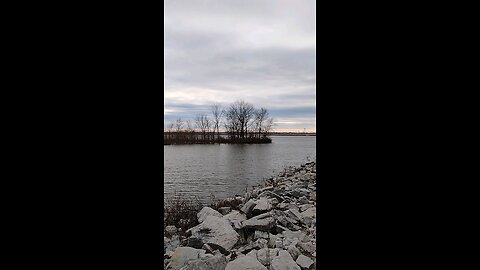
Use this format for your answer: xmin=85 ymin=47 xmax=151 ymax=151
xmin=164 ymin=161 xmax=317 ymax=270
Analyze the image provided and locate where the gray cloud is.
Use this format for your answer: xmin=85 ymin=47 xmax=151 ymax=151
xmin=165 ymin=0 xmax=316 ymax=131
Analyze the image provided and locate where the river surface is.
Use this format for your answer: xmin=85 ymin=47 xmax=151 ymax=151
xmin=164 ymin=136 xmax=316 ymax=203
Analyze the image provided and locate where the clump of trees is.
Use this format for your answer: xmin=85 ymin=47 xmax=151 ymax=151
xmin=164 ymin=100 xmax=274 ymax=145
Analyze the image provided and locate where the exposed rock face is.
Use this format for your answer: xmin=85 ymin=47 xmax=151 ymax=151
xmin=164 ymin=161 xmax=317 ymax=270
xmin=225 ymin=256 xmax=268 ymax=270
xmin=187 ymin=215 xmax=239 ymax=253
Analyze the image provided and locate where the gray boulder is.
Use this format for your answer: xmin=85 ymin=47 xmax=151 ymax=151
xmin=187 ymin=215 xmax=239 ymax=253
xmin=180 ymin=253 xmax=228 ymax=270
xmin=225 ymin=256 xmax=268 ymax=270
xmin=287 ymin=245 xmax=301 ymax=260
xmin=296 ymin=255 xmax=314 ymax=270
xmin=297 ymin=242 xmax=315 ymax=254
xmin=240 ymin=199 xmax=257 ymax=216
xmin=241 ymin=212 xmax=275 ymax=231
xmin=168 ymin=247 xmax=206 ymax=270
xmin=271 ymin=250 xmax=301 ymax=270
xmin=270 ymin=250 xmax=301 ymax=270
xmin=257 ymin=248 xmax=279 ymax=266
xmin=253 ymin=197 xmax=272 ymax=214
xmin=223 ymin=210 xmax=247 ymax=229
xmin=197 ymin=207 xmax=223 ymax=223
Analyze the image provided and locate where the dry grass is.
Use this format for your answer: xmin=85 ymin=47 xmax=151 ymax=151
xmin=164 ymin=193 xmax=245 ymax=236
xmin=164 ymin=194 xmax=203 ymax=234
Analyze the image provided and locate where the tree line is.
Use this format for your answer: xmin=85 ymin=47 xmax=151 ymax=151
xmin=164 ymin=100 xmax=274 ymax=145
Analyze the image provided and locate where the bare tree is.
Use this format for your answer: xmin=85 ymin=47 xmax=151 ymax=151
xmin=211 ymin=104 xmax=223 ymax=140
xmin=195 ymin=114 xmax=211 ymax=142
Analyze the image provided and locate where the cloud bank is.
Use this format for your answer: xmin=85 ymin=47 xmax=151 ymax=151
xmin=165 ymin=0 xmax=316 ymax=132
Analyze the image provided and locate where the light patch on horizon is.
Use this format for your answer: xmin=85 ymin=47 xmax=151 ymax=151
xmin=165 ymin=0 xmax=316 ymax=132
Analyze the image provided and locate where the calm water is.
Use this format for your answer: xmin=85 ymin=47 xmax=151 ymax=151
xmin=164 ymin=136 xmax=316 ymax=203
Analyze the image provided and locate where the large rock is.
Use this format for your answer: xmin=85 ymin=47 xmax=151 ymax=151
xmin=282 ymin=230 xmax=306 ymax=242
xmin=257 ymin=248 xmax=279 ymax=266
xmin=225 ymin=256 xmax=268 ymax=270
xmin=300 ymin=207 xmax=316 ymax=226
xmin=287 ymin=245 xmax=301 ymax=260
xmin=296 ymin=254 xmax=314 ymax=270
xmin=285 ymin=209 xmax=303 ymax=223
xmin=167 ymin=247 xmax=206 ymax=270
xmin=197 ymin=207 xmax=223 ymax=223
xmin=271 ymin=250 xmax=301 ymax=270
xmin=240 ymin=199 xmax=257 ymax=216
xmin=297 ymin=242 xmax=315 ymax=254
xmin=223 ymin=210 xmax=247 ymax=229
xmin=187 ymin=215 xmax=239 ymax=253
xmin=253 ymin=197 xmax=272 ymax=214
xmin=290 ymin=188 xmax=309 ymax=198
xmin=165 ymin=235 xmax=181 ymax=253
xmin=180 ymin=253 xmax=228 ymax=270
xmin=241 ymin=212 xmax=275 ymax=231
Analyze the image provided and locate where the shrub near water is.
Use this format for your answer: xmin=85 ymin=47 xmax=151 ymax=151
xmin=164 ymin=195 xmax=244 ymax=235
xmin=164 ymin=194 xmax=203 ymax=234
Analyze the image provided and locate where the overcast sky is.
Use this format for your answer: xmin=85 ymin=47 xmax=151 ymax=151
xmin=164 ymin=0 xmax=316 ymax=132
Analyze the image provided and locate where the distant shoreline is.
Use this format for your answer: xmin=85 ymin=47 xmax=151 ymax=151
xmin=270 ymin=133 xmax=316 ymax=136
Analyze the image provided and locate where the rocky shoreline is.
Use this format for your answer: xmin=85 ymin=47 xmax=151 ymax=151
xmin=164 ymin=160 xmax=317 ymax=270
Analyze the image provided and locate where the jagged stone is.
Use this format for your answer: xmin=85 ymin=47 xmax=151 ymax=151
xmin=187 ymin=215 xmax=239 ymax=253
xmin=253 ymin=197 xmax=272 ymax=214
xmin=223 ymin=210 xmax=247 ymax=229
xmin=287 ymin=245 xmax=301 ymax=260
xmin=290 ymin=188 xmax=309 ymax=198
xmin=225 ymin=256 xmax=267 ymax=270
xmin=300 ymin=207 xmax=315 ymax=220
xmin=240 ymin=199 xmax=257 ymax=216
xmin=197 ymin=207 xmax=223 ymax=223
xmin=283 ymin=230 xmax=306 ymax=242
xmin=246 ymin=249 xmax=258 ymax=259
xmin=168 ymin=247 xmax=206 ymax=270
xmin=296 ymin=254 xmax=314 ymax=270
xmin=297 ymin=242 xmax=315 ymax=254
xmin=181 ymin=253 xmax=228 ymax=270
xmin=218 ymin=207 xmax=231 ymax=215
xmin=254 ymin=230 xmax=269 ymax=240
xmin=298 ymin=196 xmax=309 ymax=204
xmin=299 ymin=204 xmax=313 ymax=212
xmin=286 ymin=208 xmax=303 ymax=222
xmin=241 ymin=212 xmax=275 ymax=231
xmin=271 ymin=250 xmax=301 ymax=270
xmin=256 ymin=248 xmax=279 ymax=266
xmin=165 ymin=235 xmax=181 ymax=253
